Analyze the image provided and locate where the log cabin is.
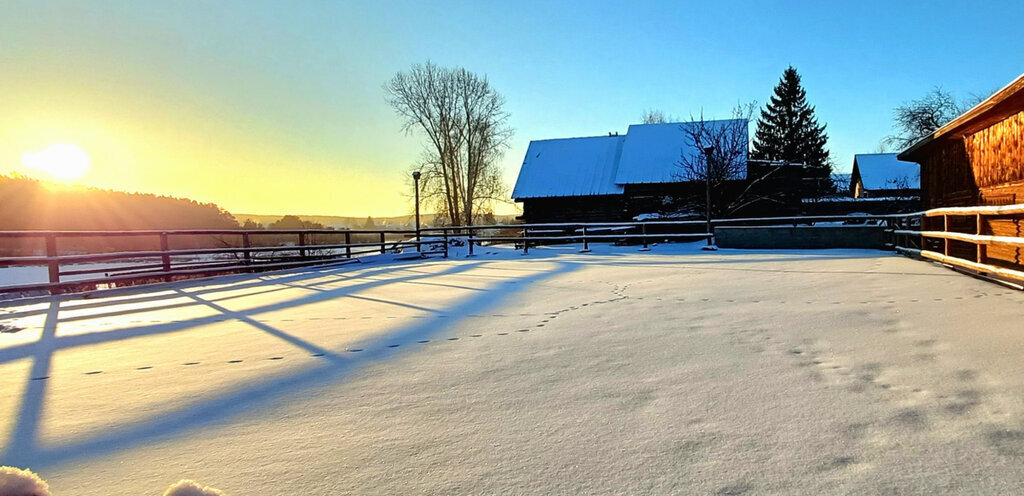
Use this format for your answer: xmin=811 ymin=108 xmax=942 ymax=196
xmin=899 ymin=72 xmax=1024 ymax=270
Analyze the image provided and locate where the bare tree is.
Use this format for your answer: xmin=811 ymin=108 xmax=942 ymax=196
xmin=385 ymin=62 xmax=512 ymax=226
xmin=676 ymin=102 xmax=781 ymax=216
xmin=641 ymin=108 xmax=668 ymax=124
xmin=883 ymin=87 xmax=984 ymax=150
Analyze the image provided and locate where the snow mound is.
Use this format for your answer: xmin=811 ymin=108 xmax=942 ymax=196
xmin=0 ymin=466 xmax=51 ymax=496
xmin=163 ymin=480 xmax=226 ymax=496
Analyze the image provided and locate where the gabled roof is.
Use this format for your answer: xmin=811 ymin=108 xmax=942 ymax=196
xmin=614 ymin=120 xmax=748 ymax=184
xmin=853 ymin=153 xmax=920 ymax=190
xmin=512 ymin=119 xmax=747 ymax=200
xmin=511 ymin=135 xmax=625 ymax=199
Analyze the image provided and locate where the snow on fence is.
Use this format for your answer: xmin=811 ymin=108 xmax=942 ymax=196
xmin=892 ymin=202 xmax=1024 ymax=287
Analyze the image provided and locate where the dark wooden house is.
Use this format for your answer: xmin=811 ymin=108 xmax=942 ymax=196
xmin=512 ymin=120 xmax=749 ymax=223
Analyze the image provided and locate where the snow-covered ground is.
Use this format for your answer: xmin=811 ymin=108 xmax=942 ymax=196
xmin=2 ymin=242 xmax=1024 ymax=494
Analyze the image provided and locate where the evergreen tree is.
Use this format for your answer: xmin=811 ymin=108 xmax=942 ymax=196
xmin=752 ymin=66 xmax=832 ymax=195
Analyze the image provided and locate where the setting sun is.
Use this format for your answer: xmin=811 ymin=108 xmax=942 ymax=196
xmin=21 ymin=143 xmax=91 ymax=179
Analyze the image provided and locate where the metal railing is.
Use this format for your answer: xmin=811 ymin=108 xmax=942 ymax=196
xmin=892 ymin=203 xmax=1024 ymax=286
xmin=0 ymin=228 xmax=448 ymax=295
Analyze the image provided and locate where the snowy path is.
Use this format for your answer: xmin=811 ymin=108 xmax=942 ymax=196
xmin=2 ymin=244 xmax=1024 ymax=494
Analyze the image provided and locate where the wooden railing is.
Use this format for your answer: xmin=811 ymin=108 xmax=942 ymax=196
xmin=1 ymin=213 xmax=922 ymax=296
xmin=427 ymin=213 xmax=913 ymax=255
xmin=893 ymin=203 xmax=1024 ymax=286
xmin=0 ymin=228 xmax=447 ymax=295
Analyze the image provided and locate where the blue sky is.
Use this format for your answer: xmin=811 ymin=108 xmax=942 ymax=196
xmin=2 ymin=0 xmax=1022 ymax=215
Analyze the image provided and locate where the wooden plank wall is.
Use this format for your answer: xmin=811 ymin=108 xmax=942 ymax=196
xmin=966 ymin=110 xmax=1024 ymax=189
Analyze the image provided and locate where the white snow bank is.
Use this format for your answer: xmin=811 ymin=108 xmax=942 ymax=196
xmin=0 ymin=466 xmax=51 ymax=496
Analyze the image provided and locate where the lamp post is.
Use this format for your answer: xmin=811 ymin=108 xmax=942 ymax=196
xmin=412 ymin=170 xmax=421 ymax=251
xmin=702 ymin=146 xmax=717 ymax=250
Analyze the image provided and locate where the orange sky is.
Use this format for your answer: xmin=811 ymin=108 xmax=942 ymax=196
xmin=0 ymin=2 xmax=522 ymax=218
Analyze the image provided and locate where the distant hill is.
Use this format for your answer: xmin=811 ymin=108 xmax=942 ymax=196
xmin=0 ymin=174 xmax=238 ymax=231
xmin=0 ymin=174 xmax=240 ymax=255
xmin=234 ymin=213 xmax=519 ymax=229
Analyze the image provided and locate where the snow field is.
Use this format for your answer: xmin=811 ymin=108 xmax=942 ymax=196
xmin=1 ymin=243 xmax=1023 ymax=494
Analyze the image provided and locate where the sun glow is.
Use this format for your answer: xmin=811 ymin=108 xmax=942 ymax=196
xmin=21 ymin=143 xmax=91 ymax=179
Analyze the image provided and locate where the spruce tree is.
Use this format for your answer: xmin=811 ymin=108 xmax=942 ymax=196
xmin=752 ymin=66 xmax=832 ymax=195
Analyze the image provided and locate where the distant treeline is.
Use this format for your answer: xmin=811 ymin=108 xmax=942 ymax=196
xmin=0 ymin=175 xmax=384 ymax=257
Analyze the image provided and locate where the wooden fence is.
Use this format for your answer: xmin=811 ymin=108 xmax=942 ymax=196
xmin=429 ymin=213 xmax=914 ymax=255
xmin=893 ymin=203 xmax=1024 ymax=286
xmin=1 ymin=213 xmax=924 ymax=296
xmin=0 ymin=228 xmax=447 ymax=295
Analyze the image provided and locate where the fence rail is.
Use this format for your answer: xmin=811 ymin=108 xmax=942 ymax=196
xmin=1 ymin=212 xmax=922 ymax=296
xmin=891 ymin=202 xmax=1024 ymax=286
xmin=0 ymin=228 xmax=448 ymax=295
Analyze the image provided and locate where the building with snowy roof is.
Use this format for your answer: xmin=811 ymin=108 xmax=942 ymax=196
xmin=849 ymin=153 xmax=920 ymax=198
xmin=512 ymin=120 xmax=748 ymax=222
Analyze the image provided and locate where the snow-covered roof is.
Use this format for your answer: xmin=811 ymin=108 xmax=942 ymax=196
xmin=512 ymin=119 xmax=747 ymax=199
xmin=511 ymin=135 xmax=625 ymax=199
xmin=853 ymin=154 xmax=920 ymax=190
xmin=615 ymin=120 xmax=748 ymax=184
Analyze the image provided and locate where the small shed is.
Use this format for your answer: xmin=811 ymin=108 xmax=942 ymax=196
xmin=849 ymin=153 xmax=920 ymax=198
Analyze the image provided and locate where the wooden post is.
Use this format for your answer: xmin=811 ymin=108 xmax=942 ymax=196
xmin=159 ymin=232 xmax=172 ymax=282
xmin=522 ymin=227 xmax=529 ymax=255
xmin=345 ymin=231 xmax=352 ymax=258
xmin=468 ymin=228 xmax=475 ymax=257
xmin=976 ymin=213 xmax=985 ymax=264
xmin=379 ymin=232 xmax=386 ymax=254
xmin=242 ymin=233 xmax=252 ymax=265
xmin=45 ymin=234 xmax=59 ymax=286
xmin=581 ymin=225 xmax=590 ymax=252
xmin=298 ymin=232 xmax=307 ymax=259
xmin=443 ymin=228 xmax=449 ymax=258
xmin=943 ymin=214 xmax=950 ymax=257
xmin=639 ymin=223 xmax=650 ymax=251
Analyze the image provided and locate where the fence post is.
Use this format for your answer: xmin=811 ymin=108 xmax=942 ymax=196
xmin=639 ymin=223 xmax=650 ymax=251
xmin=580 ymin=225 xmax=590 ymax=253
xmin=298 ymin=232 xmax=307 ymax=259
xmin=522 ymin=227 xmax=529 ymax=255
xmin=443 ymin=228 xmax=449 ymax=258
xmin=242 ymin=233 xmax=252 ymax=265
xmin=943 ymin=214 xmax=950 ymax=257
xmin=345 ymin=231 xmax=352 ymax=258
xmin=159 ymin=232 xmax=172 ymax=282
xmin=468 ymin=228 xmax=475 ymax=257
xmin=380 ymin=232 xmax=386 ymax=254
xmin=45 ymin=234 xmax=59 ymax=288
xmin=976 ymin=213 xmax=985 ymax=264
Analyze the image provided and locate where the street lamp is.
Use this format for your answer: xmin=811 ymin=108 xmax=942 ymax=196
xmin=412 ymin=170 xmax=421 ymax=251
xmin=701 ymin=146 xmax=717 ymax=250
